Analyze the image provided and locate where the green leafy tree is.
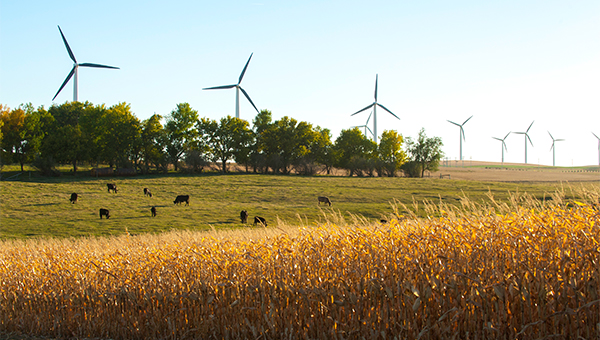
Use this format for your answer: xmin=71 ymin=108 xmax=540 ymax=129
xmin=42 ymin=101 xmax=93 ymax=172
xmin=140 ymin=114 xmax=166 ymax=173
xmin=378 ymin=130 xmax=407 ymax=177
xmin=404 ymin=128 xmax=444 ymax=178
xmin=197 ymin=116 xmax=253 ymax=173
xmin=333 ymin=127 xmax=377 ymax=176
xmin=164 ymin=103 xmax=198 ymax=171
xmin=251 ymin=110 xmax=273 ymax=173
xmin=99 ymin=102 xmax=141 ymax=168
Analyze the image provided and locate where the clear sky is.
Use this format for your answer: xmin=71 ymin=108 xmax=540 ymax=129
xmin=1 ymin=1 xmax=599 ymax=166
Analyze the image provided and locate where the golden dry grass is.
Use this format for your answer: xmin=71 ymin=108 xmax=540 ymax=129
xmin=1 ymin=189 xmax=599 ymax=339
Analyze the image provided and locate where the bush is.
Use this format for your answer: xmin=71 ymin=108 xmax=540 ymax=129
xmin=401 ymin=161 xmax=422 ymax=178
xmin=32 ymin=155 xmax=60 ymax=177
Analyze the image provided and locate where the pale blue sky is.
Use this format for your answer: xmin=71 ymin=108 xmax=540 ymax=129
xmin=1 ymin=1 xmax=599 ymax=166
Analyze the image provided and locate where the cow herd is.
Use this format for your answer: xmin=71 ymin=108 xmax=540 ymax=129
xmin=69 ymin=183 xmax=332 ymax=228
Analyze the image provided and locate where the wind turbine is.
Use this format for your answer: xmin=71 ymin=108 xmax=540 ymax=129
xmin=513 ymin=121 xmax=534 ymax=164
xmin=350 ymin=74 xmax=399 ymax=144
xmin=351 ymin=111 xmax=374 ymax=140
xmin=52 ymin=25 xmax=120 ymax=102
xmin=548 ymin=131 xmax=565 ymax=167
xmin=203 ymin=53 xmax=259 ymax=119
xmin=447 ymin=115 xmax=473 ymax=161
xmin=492 ymin=131 xmax=511 ymax=163
xmin=592 ymin=132 xmax=600 ymax=166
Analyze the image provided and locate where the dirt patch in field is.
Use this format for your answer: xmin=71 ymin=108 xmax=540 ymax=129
xmin=432 ymin=161 xmax=600 ymax=182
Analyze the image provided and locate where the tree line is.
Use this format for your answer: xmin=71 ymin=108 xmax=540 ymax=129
xmin=0 ymin=102 xmax=443 ymax=177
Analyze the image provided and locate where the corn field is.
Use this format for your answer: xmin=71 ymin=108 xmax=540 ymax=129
xmin=1 ymin=191 xmax=600 ymax=339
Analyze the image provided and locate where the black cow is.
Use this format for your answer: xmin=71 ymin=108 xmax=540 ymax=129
xmin=151 ymin=206 xmax=157 ymax=217
xmin=254 ymin=216 xmax=267 ymax=226
xmin=144 ymin=188 xmax=152 ymax=197
xmin=240 ymin=210 xmax=249 ymax=224
xmin=318 ymin=196 xmax=332 ymax=206
xmin=173 ymin=195 xmax=190 ymax=205
xmin=107 ymin=183 xmax=118 ymax=193
xmin=69 ymin=193 xmax=78 ymax=204
xmin=99 ymin=208 xmax=110 ymax=219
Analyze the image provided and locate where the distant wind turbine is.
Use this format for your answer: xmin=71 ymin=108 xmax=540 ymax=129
xmin=447 ymin=115 xmax=473 ymax=161
xmin=350 ymin=74 xmax=399 ymax=144
xmin=548 ymin=131 xmax=565 ymax=167
xmin=203 ymin=53 xmax=258 ymax=119
xmin=351 ymin=111 xmax=374 ymax=140
xmin=52 ymin=25 xmax=120 ymax=102
xmin=593 ymin=132 xmax=600 ymax=166
xmin=513 ymin=121 xmax=534 ymax=164
xmin=492 ymin=131 xmax=511 ymax=163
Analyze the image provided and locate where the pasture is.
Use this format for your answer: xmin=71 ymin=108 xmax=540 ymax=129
xmin=1 ymin=171 xmax=596 ymax=239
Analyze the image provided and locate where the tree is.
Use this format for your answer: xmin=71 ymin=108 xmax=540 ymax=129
xmin=164 ymin=103 xmax=198 ymax=171
xmin=197 ymin=116 xmax=253 ymax=173
xmin=140 ymin=114 xmax=166 ymax=173
xmin=98 ymin=102 xmax=141 ymax=168
xmin=404 ymin=128 xmax=444 ymax=178
xmin=333 ymin=128 xmax=377 ymax=176
xmin=42 ymin=101 xmax=93 ymax=172
xmin=378 ymin=130 xmax=407 ymax=177
xmin=1 ymin=104 xmax=51 ymax=172
xmin=250 ymin=110 xmax=273 ymax=173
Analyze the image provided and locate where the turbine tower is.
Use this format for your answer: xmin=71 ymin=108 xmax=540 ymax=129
xmin=592 ymin=132 xmax=600 ymax=166
xmin=351 ymin=111 xmax=374 ymax=140
xmin=447 ymin=115 xmax=473 ymax=161
xmin=513 ymin=121 xmax=534 ymax=164
xmin=492 ymin=131 xmax=511 ymax=163
xmin=203 ymin=53 xmax=258 ymax=119
xmin=53 ymin=25 xmax=120 ymax=102
xmin=350 ymin=74 xmax=399 ymax=144
xmin=548 ymin=131 xmax=565 ymax=167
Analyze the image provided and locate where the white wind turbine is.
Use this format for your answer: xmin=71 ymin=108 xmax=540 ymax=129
xmin=350 ymin=74 xmax=399 ymax=144
xmin=492 ymin=131 xmax=511 ymax=163
xmin=548 ymin=131 xmax=565 ymax=167
xmin=52 ymin=25 xmax=120 ymax=102
xmin=592 ymin=132 xmax=600 ymax=166
xmin=352 ymin=111 xmax=374 ymax=140
xmin=447 ymin=115 xmax=473 ymax=161
xmin=203 ymin=53 xmax=259 ymax=119
xmin=513 ymin=121 xmax=534 ymax=164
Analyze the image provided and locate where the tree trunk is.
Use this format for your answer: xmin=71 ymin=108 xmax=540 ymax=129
xmin=72 ymin=159 xmax=78 ymax=173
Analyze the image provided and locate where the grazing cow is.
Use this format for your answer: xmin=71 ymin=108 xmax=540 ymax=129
xmin=99 ymin=208 xmax=110 ymax=219
xmin=107 ymin=183 xmax=118 ymax=193
xmin=254 ymin=216 xmax=267 ymax=226
xmin=151 ymin=206 xmax=157 ymax=217
xmin=318 ymin=196 xmax=332 ymax=206
xmin=69 ymin=193 xmax=78 ymax=204
xmin=144 ymin=188 xmax=152 ymax=197
xmin=240 ymin=210 xmax=249 ymax=224
xmin=173 ymin=195 xmax=190 ymax=205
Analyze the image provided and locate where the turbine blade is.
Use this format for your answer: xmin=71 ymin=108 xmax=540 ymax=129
xmin=548 ymin=131 xmax=554 ymax=140
xmin=351 ymin=103 xmax=374 ymax=116
xmin=460 ymin=127 xmax=466 ymax=141
xmin=239 ymin=87 xmax=259 ymax=113
xmin=366 ymin=111 xmax=373 ymax=125
xmin=58 ymin=25 xmax=77 ymax=63
xmin=53 ymin=66 xmax=76 ymax=101
xmin=526 ymin=134 xmax=533 ymax=146
xmin=492 ymin=137 xmax=502 ymax=141
xmin=504 ymin=132 xmax=511 ymax=140
xmin=463 ymin=115 xmax=473 ymax=125
xmin=377 ymin=103 xmax=399 ymax=120
xmin=447 ymin=120 xmax=460 ymax=127
xmin=238 ymin=53 xmax=253 ymax=84
xmin=592 ymin=132 xmax=600 ymax=140
xmin=550 ymin=143 xmax=554 ymax=152
xmin=556 ymin=139 xmax=565 ymax=142
xmin=526 ymin=120 xmax=534 ymax=133
xmin=374 ymin=74 xmax=378 ymax=102
xmin=202 ymin=84 xmax=237 ymax=90
xmin=503 ymin=142 xmax=508 ymax=151
xmin=366 ymin=126 xmax=373 ymax=136
xmin=79 ymin=63 xmax=119 ymax=69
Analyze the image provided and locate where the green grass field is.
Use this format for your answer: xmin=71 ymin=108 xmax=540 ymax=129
xmin=0 ymin=172 xmax=593 ymax=239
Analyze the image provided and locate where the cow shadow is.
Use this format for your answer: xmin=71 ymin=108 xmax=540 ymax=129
xmin=28 ymin=202 xmax=61 ymax=207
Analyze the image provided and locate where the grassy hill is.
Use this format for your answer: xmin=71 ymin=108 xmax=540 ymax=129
xmin=1 ymin=172 xmax=593 ymax=239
